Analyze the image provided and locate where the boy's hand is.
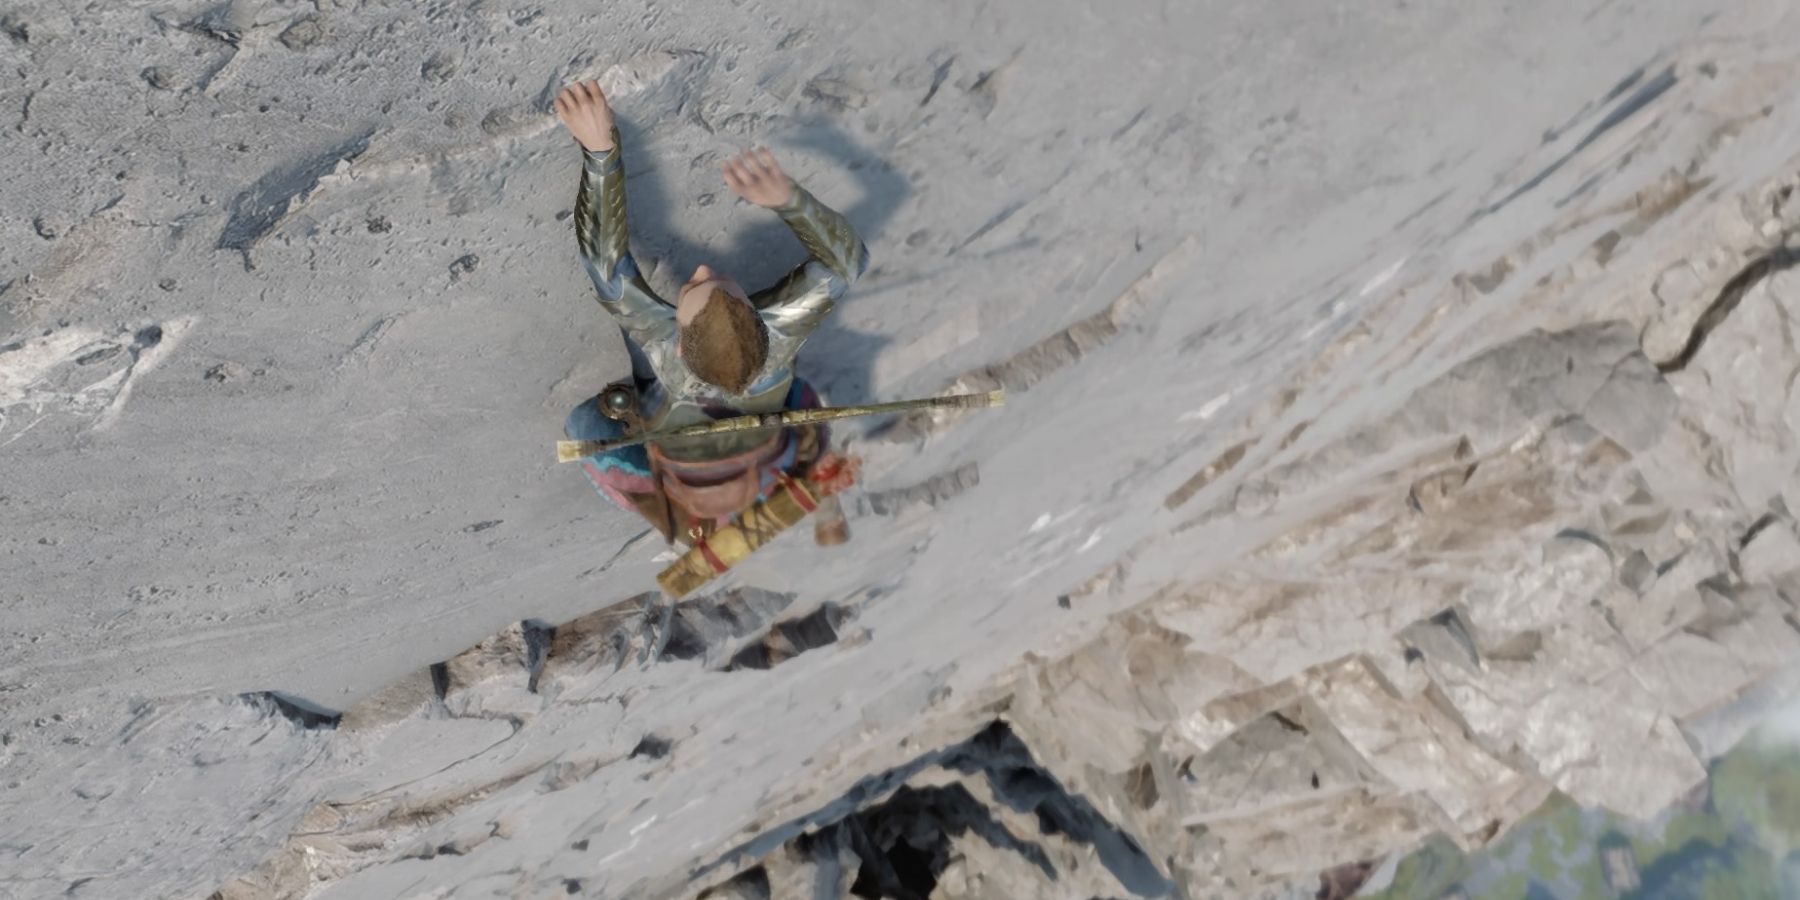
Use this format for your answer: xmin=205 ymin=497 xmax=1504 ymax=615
xmin=554 ymin=80 xmax=615 ymax=153
xmin=722 ymin=148 xmax=794 ymax=209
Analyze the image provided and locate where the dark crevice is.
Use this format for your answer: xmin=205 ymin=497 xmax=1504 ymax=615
xmin=1429 ymin=608 xmax=1483 ymax=669
xmin=1738 ymin=512 xmax=1781 ymax=550
xmin=699 ymin=865 xmax=770 ymax=900
xmin=244 ymin=691 xmax=341 ymax=730
xmin=429 ymin=662 xmax=450 ymax=703
xmin=521 ymin=619 xmax=554 ymax=693
xmin=1269 ymin=710 xmax=1308 ymax=735
xmin=661 ymin=588 xmax=797 ymax=662
xmin=1575 ymin=66 xmax=1678 ymax=154
xmin=725 ymin=604 xmax=850 ymax=671
xmin=1316 ymin=860 xmax=1376 ymax=900
xmin=1473 ymin=66 xmax=1677 ymax=220
xmin=1395 ymin=189 xmax=1453 ymax=230
xmin=629 ymin=734 xmax=672 ymax=761
xmin=698 ymin=721 xmax=1175 ymax=897
xmin=1554 ymin=527 xmax=1615 ymax=562
xmin=1542 ymin=67 xmax=1641 ymax=144
xmin=947 ymin=200 xmax=1028 ymax=257
xmin=1657 ymin=245 xmax=1800 ymax=372
xmin=1124 ymin=762 xmax=1159 ymax=811
xmin=847 ymin=784 xmax=1052 ymax=899
xmin=1655 ymin=549 xmax=1687 ymax=578
xmin=1601 ymin=67 xmax=1648 ymax=106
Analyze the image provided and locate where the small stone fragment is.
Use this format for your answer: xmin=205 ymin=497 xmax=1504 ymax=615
xmin=1619 ymin=550 xmax=1657 ymax=594
xmin=421 ymin=50 xmax=460 ymax=83
xmin=204 ymin=362 xmax=246 ymax=383
xmin=449 ymin=253 xmax=479 ymax=280
xmin=182 ymin=8 xmax=243 ymax=46
xmin=278 ymin=18 xmax=325 ymax=50
xmin=802 ymin=75 xmax=868 ymax=114
xmin=75 ymin=345 xmax=123 ymax=366
xmin=141 ymin=67 xmax=174 ymax=91
xmin=479 ymin=106 xmax=537 ymax=137
xmin=0 ymin=13 xmax=28 ymax=44
xmin=365 ymin=215 xmax=391 ymax=234
xmin=157 ymin=277 xmax=177 ymax=292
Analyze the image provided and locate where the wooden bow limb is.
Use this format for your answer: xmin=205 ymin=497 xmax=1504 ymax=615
xmin=555 ymin=390 xmax=1004 ymax=462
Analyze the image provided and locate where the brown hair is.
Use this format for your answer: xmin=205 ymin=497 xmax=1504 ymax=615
xmin=679 ymin=288 xmax=769 ymax=394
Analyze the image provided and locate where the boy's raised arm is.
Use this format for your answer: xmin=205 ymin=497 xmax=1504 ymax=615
xmin=556 ymin=81 xmax=674 ymax=350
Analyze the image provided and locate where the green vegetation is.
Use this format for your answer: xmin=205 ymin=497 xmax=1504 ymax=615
xmin=1367 ymin=834 xmax=1470 ymax=899
xmin=1630 ymin=810 xmax=1731 ymax=866
xmin=1475 ymin=871 xmax=1528 ymax=899
xmin=1625 ymin=838 xmax=1780 ymax=899
xmin=1526 ymin=825 xmax=1558 ymax=877
xmin=1712 ymin=742 xmax=1800 ymax=855
xmin=1372 ymin=741 xmax=1800 ymax=899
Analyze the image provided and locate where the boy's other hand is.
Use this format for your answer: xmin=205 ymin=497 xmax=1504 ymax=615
xmin=555 ymin=80 xmax=615 ymax=153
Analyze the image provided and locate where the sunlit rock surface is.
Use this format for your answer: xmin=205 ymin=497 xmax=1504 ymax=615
xmin=4 ymin=1 xmax=1800 ymax=898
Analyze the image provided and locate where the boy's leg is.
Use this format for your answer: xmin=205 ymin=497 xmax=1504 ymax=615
xmin=787 ymin=376 xmax=829 ymax=444
xmin=565 ymin=394 xmax=656 ymax=512
xmin=751 ymin=378 xmax=828 ymax=498
xmin=785 ymin=377 xmax=850 ymax=545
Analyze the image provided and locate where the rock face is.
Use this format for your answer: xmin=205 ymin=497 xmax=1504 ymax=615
xmin=7 ymin=2 xmax=1800 ymax=900
xmin=664 ymin=52 xmax=1800 ymax=897
xmin=1000 ymin=318 xmax=1795 ymax=896
xmin=678 ymin=291 xmax=1800 ymax=898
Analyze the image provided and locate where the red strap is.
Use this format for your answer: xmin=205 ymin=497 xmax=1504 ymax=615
xmin=696 ymin=534 xmax=729 ymax=573
xmin=689 ymin=518 xmax=730 ymax=573
xmin=779 ymin=473 xmax=817 ymax=513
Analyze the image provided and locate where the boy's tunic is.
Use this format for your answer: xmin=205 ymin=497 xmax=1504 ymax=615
xmin=573 ymin=129 xmax=869 ymax=462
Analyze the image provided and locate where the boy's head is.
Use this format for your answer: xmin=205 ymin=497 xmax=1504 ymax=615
xmin=676 ymin=264 xmax=768 ymax=394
